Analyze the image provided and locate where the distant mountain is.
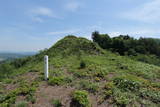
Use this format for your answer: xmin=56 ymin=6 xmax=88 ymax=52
xmin=0 ymin=52 xmax=36 ymax=62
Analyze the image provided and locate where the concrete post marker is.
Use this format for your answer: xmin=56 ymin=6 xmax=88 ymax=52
xmin=44 ymin=55 xmax=49 ymax=80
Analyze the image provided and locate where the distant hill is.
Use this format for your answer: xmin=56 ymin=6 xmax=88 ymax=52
xmin=0 ymin=35 xmax=160 ymax=107
xmin=0 ymin=52 xmax=36 ymax=62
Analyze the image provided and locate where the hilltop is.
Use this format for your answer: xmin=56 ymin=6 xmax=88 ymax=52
xmin=0 ymin=36 xmax=160 ymax=107
xmin=47 ymin=36 xmax=103 ymax=55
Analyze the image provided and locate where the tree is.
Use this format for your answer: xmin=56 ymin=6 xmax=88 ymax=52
xmin=92 ymin=31 xmax=111 ymax=49
xmin=112 ymin=37 xmax=125 ymax=55
xmin=92 ymin=31 xmax=100 ymax=42
xmin=91 ymin=32 xmax=160 ymax=57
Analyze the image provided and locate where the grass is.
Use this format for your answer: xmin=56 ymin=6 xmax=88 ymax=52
xmin=47 ymin=48 xmax=160 ymax=106
xmin=0 ymin=36 xmax=160 ymax=106
xmin=76 ymin=80 xmax=99 ymax=93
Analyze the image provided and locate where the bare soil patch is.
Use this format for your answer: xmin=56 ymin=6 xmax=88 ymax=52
xmin=31 ymin=82 xmax=74 ymax=107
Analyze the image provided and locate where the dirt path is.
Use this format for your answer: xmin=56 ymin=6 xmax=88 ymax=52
xmin=31 ymin=82 xmax=75 ymax=107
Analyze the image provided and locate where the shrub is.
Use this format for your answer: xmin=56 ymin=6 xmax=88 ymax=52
xmin=113 ymin=89 xmax=136 ymax=106
xmin=51 ymin=99 xmax=62 ymax=107
xmin=71 ymin=90 xmax=90 ymax=107
xmin=0 ymin=90 xmax=17 ymax=104
xmin=104 ymin=82 xmax=114 ymax=98
xmin=139 ymin=88 xmax=160 ymax=103
xmin=117 ymin=63 xmax=128 ymax=70
xmin=80 ymin=60 xmax=86 ymax=69
xmin=93 ymin=68 xmax=108 ymax=78
xmin=12 ymin=58 xmax=28 ymax=68
xmin=74 ymin=71 xmax=89 ymax=78
xmin=113 ymin=77 xmax=140 ymax=92
xmin=104 ymin=90 xmax=113 ymax=98
xmin=79 ymin=80 xmax=99 ymax=93
xmin=29 ymin=69 xmax=39 ymax=72
xmin=126 ymin=49 xmax=137 ymax=56
xmin=0 ymin=103 xmax=8 ymax=107
xmin=50 ymin=70 xmax=63 ymax=77
xmin=104 ymin=82 xmax=114 ymax=90
xmin=0 ymin=81 xmax=38 ymax=105
xmin=26 ymin=94 xmax=36 ymax=104
xmin=0 ymin=63 xmax=13 ymax=79
xmin=15 ymin=101 xmax=28 ymax=107
xmin=18 ymin=84 xmax=36 ymax=95
xmin=94 ymin=77 xmax=101 ymax=82
xmin=64 ymin=76 xmax=73 ymax=83
xmin=48 ymin=77 xmax=64 ymax=85
xmin=3 ymin=79 xmax=12 ymax=84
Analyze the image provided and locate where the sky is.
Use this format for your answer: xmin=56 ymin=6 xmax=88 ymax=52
xmin=0 ymin=0 xmax=160 ymax=52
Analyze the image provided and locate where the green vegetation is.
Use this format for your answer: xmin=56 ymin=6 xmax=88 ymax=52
xmin=130 ymin=54 xmax=160 ymax=66
xmin=92 ymin=31 xmax=160 ymax=66
xmin=47 ymin=35 xmax=104 ymax=57
xmin=113 ymin=77 xmax=141 ymax=92
xmin=15 ymin=101 xmax=28 ymax=107
xmin=0 ymin=79 xmax=39 ymax=106
xmin=71 ymin=90 xmax=90 ymax=107
xmin=48 ymin=76 xmax=65 ymax=85
xmin=80 ymin=60 xmax=86 ymax=69
xmin=77 ymin=80 xmax=99 ymax=93
xmin=51 ymin=99 xmax=62 ymax=107
xmin=0 ymin=35 xmax=160 ymax=106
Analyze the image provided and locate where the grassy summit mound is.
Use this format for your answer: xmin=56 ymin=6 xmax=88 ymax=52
xmin=46 ymin=36 xmax=104 ymax=56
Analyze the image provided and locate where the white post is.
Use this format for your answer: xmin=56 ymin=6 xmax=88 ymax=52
xmin=44 ymin=55 xmax=49 ymax=80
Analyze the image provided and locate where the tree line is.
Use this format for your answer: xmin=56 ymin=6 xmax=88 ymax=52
xmin=92 ymin=31 xmax=160 ymax=57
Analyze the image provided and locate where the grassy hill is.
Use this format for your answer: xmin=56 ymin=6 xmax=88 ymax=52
xmin=0 ymin=36 xmax=160 ymax=107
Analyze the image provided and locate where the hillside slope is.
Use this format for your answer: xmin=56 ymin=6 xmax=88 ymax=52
xmin=0 ymin=36 xmax=160 ymax=107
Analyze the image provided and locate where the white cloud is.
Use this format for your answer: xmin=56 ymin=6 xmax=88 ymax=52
xmin=109 ymin=28 xmax=160 ymax=38
xmin=65 ymin=1 xmax=81 ymax=12
xmin=122 ymin=0 xmax=160 ymax=23
xmin=32 ymin=17 xmax=44 ymax=23
xmin=29 ymin=7 xmax=59 ymax=22
xmin=31 ymin=7 xmax=56 ymax=17
xmin=109 ymin=32 xmax=122 ymax=37
xmin=47 ymin=29 xmax=80 ymax=35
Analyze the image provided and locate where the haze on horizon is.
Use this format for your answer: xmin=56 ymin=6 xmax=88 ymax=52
xmin=0 ymin=0 xmax=160 ymax=52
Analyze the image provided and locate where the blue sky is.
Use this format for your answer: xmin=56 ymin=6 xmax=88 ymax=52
xmin=0 ymin=0 xmax=160 ymax=52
